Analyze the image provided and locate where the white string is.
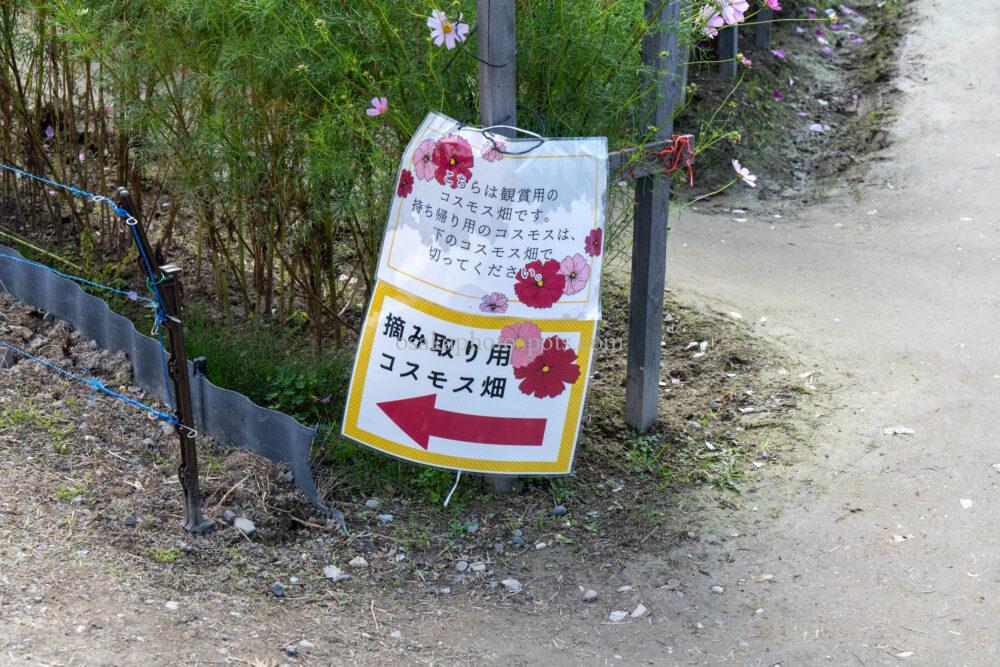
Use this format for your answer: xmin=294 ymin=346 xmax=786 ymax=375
xmin=443 ymin=471 xmax=463 ymax=507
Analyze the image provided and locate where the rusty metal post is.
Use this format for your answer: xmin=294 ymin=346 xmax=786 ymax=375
xmin=116 ymin=188 xmax=213 ymax=534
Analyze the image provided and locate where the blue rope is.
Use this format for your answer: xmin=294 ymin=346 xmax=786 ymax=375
xmin=0 ymin=339 xmax=178 ymax=425
xmin=0 ymin=161 xmax=178 ymax=421
xmin=0 ymin=162 xmax=131 ymax=218
xmin=0 ymin=252 xmax=158 ymax=307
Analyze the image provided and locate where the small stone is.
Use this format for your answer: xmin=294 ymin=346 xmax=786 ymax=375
xmin=513 ymin=535 xmax=526 ymax=547
xmin=271 ymin=582 xmax=285 ymax=598
xmin=376 ymin=513 xmax=394 ymax=524
xmin=365 ymin=498 xmax=380 ymax=509
xmin=349 ymin=556 xmax=369 ymax=569
xmin=469 ymin=561 xmax=487 ymax=573
xmin=630 ymin=604 xmax=648 ymax=618
xmin=439 ymin=587 xmax=451 ymax=595
xmin=583 ymin=589 xmax=599 ymax=603
xmin=289 ymin=576 xmax=299 ymax=585
xmin=233 ymin=517 xmax=255 ymax=535
xmin=123 ymin=515 xmax=138 ymax=527
xmin=466 ymin=520 xmax=479 ymax=534
xmin=164 ymin=601 xmax=179 ymax=611
xmin=501 ymin=578 xmax=524 ymax=593
xmin=755 ymin=608 xmax=765 ymax=616
xmin=298 ymin=640 xmax=315 ymax=650
xmin=455 ymin=560 xmax=469 ymax=573
xmin=617 ymin=585 xmax=632 ymax=593
xmin=141 ymin=438 xmax=155 ymax=447
xmin=284 ymin=644 xmax=298 ymax=657
xmin=323 ymin=565 xmax=351 ymax=583
xmin=534 ymin=542 xmax=547 ymax=550
xmin=608 ymin=610 xmax=629 ymax=623
xmin=710 ymin=585 xmax=725 ymax=594
xmin=221 ymin=510 xmax=236 ymax=525
xmin=390 ymin=630 xmax=402 ymax=640
xmin=552 ymin=505 xmax=567 ymax=516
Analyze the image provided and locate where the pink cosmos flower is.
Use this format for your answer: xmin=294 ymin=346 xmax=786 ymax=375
xmin=559 ymin=254 xmax=591 ymax=296
xmin=815 ymin=29 xmax=826 ymax=37
xmin=830 ymin=23 xmax=843 ymax=30
xmin=772 ymin=90 xmax=783 ymax=101
xmin=732 ymin=159 xmax=757 ymax=188
xmin=796 ymin=111 xmax=809 ymax=117
xmin=480 ymin=292 xmax=509 ymax=314
xmin=499 ymin=321 xmax=543 ymax=369
xmin=44 ymin=125 xmax=54 ymax=139
xmin=850 ymin=35 xmax=864 ymax=43
xmin=765 ymin=0 xmax=781 ymax=9
xmin=771 ymin=48 xmax=786 ymax=59
xmin=427 ymin=9 xmax=469 ymax=50
xmin=700 ymin=5 xmax=725 ymax=37
xmin=821 ymin=46 xmax=833 ymax=57
xmin=482 ymin=139 xmax=506 ymax=162
xmin=366 ymin=96 xmax=388 ymax=117
xmin=412 ymin=139 xmax=437 ymax=181
xmin=735 ymin=53 xmax=752 ymax=67
xmin=807 ymin=6 xmax=817 ymax=19
xmin=721 ymin=0 xmax=750 ymax=24
xmin=78 ymin=151 xmax=85 ymax=162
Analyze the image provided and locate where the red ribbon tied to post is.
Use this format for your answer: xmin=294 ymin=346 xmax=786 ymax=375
xmin=657 ymin=135 xmax=695 ymax=186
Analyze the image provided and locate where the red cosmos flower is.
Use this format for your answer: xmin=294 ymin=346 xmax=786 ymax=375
xmin=431 ymin=134 xmax=474 ymax=188
xmin=584 ymin=228 xmax=603 ymax=257
xmin=514 ymin=259 xmax=566 ymax=309
xmin=514 ymin=336 xmax=581 ymax=399
xmin=397 ymin=169 xmax=414 ymax=198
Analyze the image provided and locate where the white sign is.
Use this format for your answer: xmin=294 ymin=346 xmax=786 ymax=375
xmin=343 ymin=112 xmax=607 ymax=475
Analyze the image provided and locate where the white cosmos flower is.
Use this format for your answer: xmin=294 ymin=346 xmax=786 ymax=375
xmin=732 ymin=159 xmax=757 ymax=188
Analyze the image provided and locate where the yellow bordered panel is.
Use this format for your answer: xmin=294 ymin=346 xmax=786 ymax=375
xmin=342 ymin=280 xmax=596 ymax=475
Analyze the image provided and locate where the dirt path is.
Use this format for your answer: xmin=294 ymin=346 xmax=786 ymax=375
xmin=2 ymin=0 xmax=997 ymax=664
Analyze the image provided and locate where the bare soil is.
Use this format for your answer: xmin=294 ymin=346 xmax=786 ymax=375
xmin=0 ymin=277 xmax=799 ymax=663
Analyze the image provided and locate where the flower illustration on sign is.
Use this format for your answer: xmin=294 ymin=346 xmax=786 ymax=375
xmin=479 ymin=292 xmax=509 ymax=314
xmin=431 ymin=134 xmax=475 ymax=189
xmin=514 ymin=336 xmax=582 ymax=399
xmin=412 ymin=138 xmax=437 ymax=181
xmin=584 ymin=228 xmax=603 ymax=257
xmin=499 ymin=321 xmax=543 ymax=368
xmin=514 ymin=259 xmax=566 ymax=309
xmin=482 ymin=138 xmax=506 ymax=162
xmin=397 ymin=169 xmax=414 ymax=198
xmin=559 ymin=254 xmax=590 ymax=295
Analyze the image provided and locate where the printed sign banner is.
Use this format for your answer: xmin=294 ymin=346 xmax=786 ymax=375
xmin=343 ymin=112 xmax=608 ymax=475
xmin=376 ymin=112 xmax=608 ymax=320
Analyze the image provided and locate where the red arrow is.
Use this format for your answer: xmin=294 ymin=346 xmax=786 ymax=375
xmin=377 ymin=394 xmax=547 ymax=450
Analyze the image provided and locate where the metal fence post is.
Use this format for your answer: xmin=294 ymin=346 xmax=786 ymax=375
xmin=625 ymin=0 xmax=684 ymax=432
xmin=717 ymin=24 xmax=739 ymax=76
xmin=754 ymin=8 xmax=774 ymax=48
xmin=116 ymin=189 xmax=213 ymax=534
xmin=478 ymin=0 xmax=518 ymax=493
